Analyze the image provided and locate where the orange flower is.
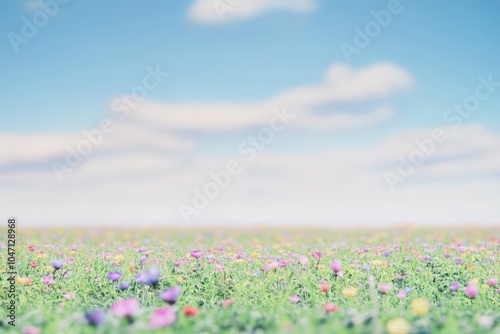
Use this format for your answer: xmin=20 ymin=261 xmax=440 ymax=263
xmin=184 ymin=306 xmax=199 ymax=317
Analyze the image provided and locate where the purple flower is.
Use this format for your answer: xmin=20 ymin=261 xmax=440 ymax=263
xmin=444 ymin=254 xmax=450 ymax=259
xmin=150 ymin=307 xmax=177 ymax=329
xmin=119 ymin=282 xmax=130 ymax=290
xmin=191 ymin=250 xmax=203 ymax=259
xmin=108 ymin=271 xmax=122 ymax=282
xmin=299 ymin=255 xmax=309 ymax=266
xmin=450 ymin=282 xmax=460 ymax=291
xmin=135 ymin=266 xmax=162 ymax=285
xmin=85 ymin=309 xmax=105 ymax=326
xmin=423 ymin=256 xmax=431 ymax=261
xmin=160 ymin=286 xmax=182 ymax=305
xmin=455 ymin=259 xmax=462 ymax=264
xmin=397 ymin=290 xmax=407 ymax=298
xmin=330 ymin=260 xmax=342 ymax=273
xmin=378 ymin=283 xmax=392 ymax=294
xmin=51 ymin=259 xmax=63 ymax=270
xmin=383 ymin=251 xmax=391 ymax=257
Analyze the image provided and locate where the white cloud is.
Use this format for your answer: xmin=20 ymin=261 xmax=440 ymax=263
xmin=188 ymin=0 xmax=317 ymax=24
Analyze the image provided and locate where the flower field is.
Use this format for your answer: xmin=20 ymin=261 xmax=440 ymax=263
xmin=1 ymin=227 xmax=500 ymax=333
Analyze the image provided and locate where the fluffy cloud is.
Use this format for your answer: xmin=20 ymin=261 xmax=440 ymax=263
xmin=188 ymin=0 xmax=317 ymax=24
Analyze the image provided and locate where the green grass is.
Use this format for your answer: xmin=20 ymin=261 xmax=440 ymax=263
xmin=1 ymin=227 xmax=499 ymax=333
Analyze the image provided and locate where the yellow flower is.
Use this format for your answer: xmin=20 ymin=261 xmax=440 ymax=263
xmin=251 ymin=253 xmax=259 ymax=258
xmin=176 ymin=276 xmax=184 ymax=283
xmin=16 ymin=277 xmax=32 ymax=286
xmin=342 ymin=287 xmax=358 ymax=298
xmin=235 ymin=259 xmax=244 ymax=264
xmin=317 ymin=264 xmax=325 ymax=269
xmin=386 ymin=318 xmax=410 ymax=334
xmin=469 ymin=277 xmax=479 ymax=285
xmin=372 ymin=260 xmax=383 ymax=266
xmin=44 ymin=265 xmax=53 ymax=271
xmin=36 ymin=253 xmax=48 ymax=259
xmin=411 ymin=298 xmax=430 ymax=315
xmin=114 ymin=254 xmax=124 ymax=263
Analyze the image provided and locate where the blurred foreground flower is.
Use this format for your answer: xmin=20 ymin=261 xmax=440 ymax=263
xmin=323 ymin=303 xmax=339 ymax=313
xmin=135 ymin=266 xmax=161 ymax=286
xmin=222 ymin=298 xmax=235 ymax=307
xmin=150 ymin=307 xmax=177 ymax=329
xmin=410 ymin=298 xmax=430 ymax=315
xmin=386 ymin=317 xmax=410 ymax=334
xmin=378 ymin=283 xmax=392 ymax=294
xmin=85 ymin=309 xmax=105 ymax=326
xmin=464 ymin=284 xmax=478 ymax=298
xmin=111 ymin=298 xmax=140 ymax=320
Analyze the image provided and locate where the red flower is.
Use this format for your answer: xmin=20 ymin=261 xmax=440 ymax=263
xmin=183 ymin=306 xmax=199 ymax=317
xmin=319 ymin=283 xmax=331 ymax=293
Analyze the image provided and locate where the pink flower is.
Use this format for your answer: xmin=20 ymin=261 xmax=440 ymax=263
xmin=330 ymin=260 xmax=342 ymax=273
xmin=311 ymin=252 xmax=322 ymax=259
xmin=30 ymin=262 xmax=38 ymax=268
xmin=42 ymin=276 xmax=56 ymax=285
xmin=28 ymin=245 xmax=35 ymax=252
xmin=323 ymin=303 xmax=339 ymax=313
xmin=191 ymin=250 xmax=203 ymax=259
xmin=464 ymin=284 xmax=479 ymax=298
xmin=378 ymin=283 xmax=392 ymax=294
xmin=299 ymin=255 xmax=309 ymax=266
xmin=22 ymin=326 xmax=40 ymax=334
xmin=111 ymin=298 xmax=140 ymax=318
xmin=216 ymin=264 xmax=224 ymax=272
xmin=486 ymin=277 xmax=498 ymax=287
xmin=64 ymin=293 xmax=75 ymax=300
xmin=268 ymin=260 xmax=279 ymax=271
xmin=396 ymin=290 xmax=407 ymax=298
xmin=289 ymin=295 xmax=300 ymax=303
xmin=150 ymin=307 xmax=176 ymax=329
xmin=222 ymin=298 xmax=234 ymax=307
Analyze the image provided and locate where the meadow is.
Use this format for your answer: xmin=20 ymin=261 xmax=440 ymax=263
xmin=1 ymin=227 xmax=499 ymax=333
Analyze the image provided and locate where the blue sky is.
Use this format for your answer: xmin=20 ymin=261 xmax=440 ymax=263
xmin=1 ymin=0 xmax=499 ymax=226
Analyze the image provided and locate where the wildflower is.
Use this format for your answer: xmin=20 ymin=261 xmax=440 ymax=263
xmin=183 ymin=306 xmax=199 ymax=317
xmin=191 ymin=250 xmax=203 ymax=259
xmin=342 ymin=287 xmax=358 ymax=298
xmin=70 ymin=245 xmax=77 ymax=251
xmin=477 ymin=316 xmax=494 ymax=329
xmin=22 ymin=326 xmax=41 ymax=334
xmin=222 ymin=298 xmax=235 ymax=307
xmin=410 ymin=298 xmax=430 ymax=315
xmin=85 ymin=309 xmax=105 ymax=326
xmin=111 ymin=298 xmax=140 ymax=318
xmin=486 ymin=277 xmax=498 ymax=287
xmin=450 ymin=282 xmax=460 ymax=291
xmin=119 ymin=282 xmax=131 ymax=290
xmin=267 ymin=260 xmax=279 ymax=271
xmin=319 ymin=283 xmax=330 ymax=293
xmin=378 ymin=283 xmax=392 ymax=294
xmin=396 ymin=290 xmax=406 ymax=298
xmin=28 ymin=245 xmax=35 ymax=251
xmin=108 ymin=271 xmax=122 ymax=282
xmin=289 ymin=295 xmax=300 ymax=303
xmin=455 ymin=258 xmax=463 ymax=264
xmin=383 ymin=251 xmax=391 ymax=257
xmin=42 ymin=276 xmax=56 ymax=285
xmin=330 ymin=260 xmax=342 ymax=274
xmin=312 ymin=251 xmax=322 ymax=259
xmin=150 ymin=307 xmax=177 ymax=329
xmin=51 ymin=259 xmax=63 ymax=270
xmin=30 ymin=262 xmax=38 ymax=268
xmin=323 ymin=303 xmax=339 ymax=313
xmin=135 ymin=266 xmax=162 ymax=286
xmin=64 ymin=292 xmax=75 ymax=300
xmin=114 ymin=254 xmax=124 ymax=263
xmin=299 ymin=255 xmax=309 ymax=266
xmin=386 ymin=317 xmax=410 ymax=334
xmin=160 ymin=286 xmax=182 ymax=305
xmin=16 ymin=277 xmax=32 ymax=286
xmin=464 ymin=283 xmax=478 ymax=298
